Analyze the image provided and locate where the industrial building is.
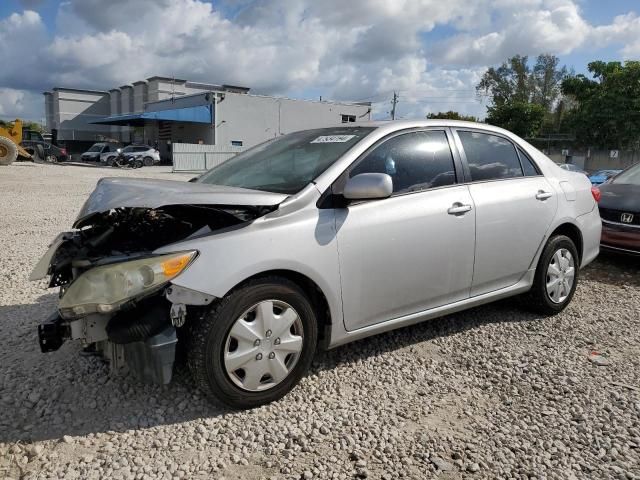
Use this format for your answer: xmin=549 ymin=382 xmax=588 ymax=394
xmin=43 ymin=77 xmax=372 ymax=163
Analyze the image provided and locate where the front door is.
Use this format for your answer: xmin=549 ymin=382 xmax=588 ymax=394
xmin=332 ymin=130 xmax=476 ymax=331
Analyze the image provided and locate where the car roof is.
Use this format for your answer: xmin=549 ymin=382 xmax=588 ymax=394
xmin=337 ymin=119 xmax=519 ymax=139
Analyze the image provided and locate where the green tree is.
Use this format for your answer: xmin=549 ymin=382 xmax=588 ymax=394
xmin=426 ymin=111 xmax=478 ymax=122
xmin=561 ymin=61 xmax=640 ymax=148
xmin=477 ymin=54 xmax=569 ymax=137
xmin=486 ymin=103 xmax=546 ymax=138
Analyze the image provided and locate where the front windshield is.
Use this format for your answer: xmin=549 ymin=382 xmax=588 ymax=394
xmin=198 ymin=127 xmax=375 ymax=194
xmin=88 ymin=144 xmax=104 ymax=152
xmin=612 ymin=163 xmax=640 ymax=185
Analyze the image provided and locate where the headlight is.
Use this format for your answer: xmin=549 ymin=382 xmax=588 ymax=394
xmin=58 ymin=251 xmax=197 ymax=319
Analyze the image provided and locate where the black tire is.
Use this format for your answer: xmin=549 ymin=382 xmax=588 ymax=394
xmin=526 ymin=235 xmax=579 ymax=315
xmin=187 ymin=276 xmax=318 ymax=409
xmin=134 ymin=159 xmax=143 ymax=169
xmin=143 ymin=156 xmax=154 ymax=167
xmin=106 ymin=156 xmax=115 ymax=166
xmin=35 ymin=144 xmax=45 ymax=161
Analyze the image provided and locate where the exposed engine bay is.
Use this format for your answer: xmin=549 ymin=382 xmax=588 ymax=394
xmin=32 ymin=176 xmax=286 ymax=385
xmin=48 ymin=204 xmax=272 ymax=288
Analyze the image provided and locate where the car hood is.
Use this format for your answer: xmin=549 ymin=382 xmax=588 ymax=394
xmin=598 ymin=183 xmax=640 ymax=212
xmin=74 ymin=177 xmax=288 ymax=227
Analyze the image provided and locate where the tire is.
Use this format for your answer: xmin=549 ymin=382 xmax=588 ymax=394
xmin=106 ymin=156 xmax=115 ymax=166
xmin=143 ymin=156 xmax=154 ymax=167
xmin=0 ymin=137 xmax=18 ymax=165
xmin=526 ymin=235 xmax=579 ymax=315
xmin=35 ymin=144 xmax=45 ymax=161
xmin=187 ymin=276 xmax=318 ymax=409
xmin=134 ymin=159 xmax=143 ymax=169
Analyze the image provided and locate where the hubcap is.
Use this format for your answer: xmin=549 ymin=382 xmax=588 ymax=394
xmin=546 ymin=248 xmax=575 ymax=304
xmin=224 ymin=300 xmax=304 ymax=392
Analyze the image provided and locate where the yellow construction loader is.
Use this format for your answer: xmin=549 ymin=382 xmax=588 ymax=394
xmin=0 ymin=119 xmax=33 ymax=165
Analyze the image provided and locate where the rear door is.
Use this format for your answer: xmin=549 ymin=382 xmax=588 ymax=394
xmin=453 ymin=129 xmax=558 ymax=296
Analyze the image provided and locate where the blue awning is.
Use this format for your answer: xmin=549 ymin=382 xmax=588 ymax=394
xmin=91 ymin=104 xmax=213 ymax=126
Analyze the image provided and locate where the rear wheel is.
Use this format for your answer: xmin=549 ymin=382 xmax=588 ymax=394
xmin=106 ymin=156 xmax=115 ymax=166
xmin=143 ymin=156 xmax=154 ymax=167
xmin=527 ymin=235 xmax=579 ymax=315
xmin=187 ymin=277 xmax=318 ymax=409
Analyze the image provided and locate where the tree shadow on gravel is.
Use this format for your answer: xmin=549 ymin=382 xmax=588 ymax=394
xmin=312 ymin=296 xmax=538 ymax=374
xmin=581 ymin=251 xmax=640 ymax=288
xmin=2 ymin=251 xmax=628 ymax=444
xmin=0 ymin=296 xmax=229 ymax=444
xmin=0 ymin=292 xmax=534 ymax=444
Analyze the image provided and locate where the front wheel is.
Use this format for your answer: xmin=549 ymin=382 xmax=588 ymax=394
xmin=187 ymin=277 xmax=318 ymax=409
xmin=526 ymin=234 xmax=579 ymax=315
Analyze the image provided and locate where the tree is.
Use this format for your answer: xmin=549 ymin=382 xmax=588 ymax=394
xmin=486 ymin=103 xmax=546 ymax=138
xmin=426 ymin=111 xmax=478 ymax=122
xmin=477 ymin=54 xmax=569 ymax=137
xmin=561 ymin=61 xmax=640 ymax=148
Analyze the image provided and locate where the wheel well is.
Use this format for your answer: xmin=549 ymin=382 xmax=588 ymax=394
xmin=549 ymin=223 xmax=583 ymax=263
xmin=238 ymin=270 xmax=332 ymax=349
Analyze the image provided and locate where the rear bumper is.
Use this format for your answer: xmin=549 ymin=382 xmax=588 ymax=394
xmin=601 ymin=220 xmax=640 ymax=254
xmin=576 ymin=207 xmax=602 ymax=268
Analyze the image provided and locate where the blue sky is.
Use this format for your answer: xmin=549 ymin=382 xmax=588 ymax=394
xmin=0 ymin=0 xmax=639 ymax=121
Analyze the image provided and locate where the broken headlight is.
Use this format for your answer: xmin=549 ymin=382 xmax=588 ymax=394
xmin=58 ymin=251 xmax=197 ymax=319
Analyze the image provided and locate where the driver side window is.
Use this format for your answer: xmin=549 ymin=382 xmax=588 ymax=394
xmin=346 ymin=130 xmax=456 ymax=194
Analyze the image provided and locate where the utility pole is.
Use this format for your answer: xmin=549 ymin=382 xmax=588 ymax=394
xmin=390 ymin=91 xmax=398 ymax=120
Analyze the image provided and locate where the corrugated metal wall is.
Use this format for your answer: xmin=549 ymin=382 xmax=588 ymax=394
xmin=172 ymin=143 xmax=244 ymax=172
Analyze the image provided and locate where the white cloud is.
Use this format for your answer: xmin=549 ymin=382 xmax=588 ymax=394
xmin=436 ymin=0 xmax=590 ymax=65
xmin=0 ymin=0 xmax=638 ymax=121
xmin=0 ymin=88 xmax=43 ymax=120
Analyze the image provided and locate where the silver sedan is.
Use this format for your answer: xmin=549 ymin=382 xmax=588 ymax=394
xmin=32 ymin=120 xmax=601 ymax=409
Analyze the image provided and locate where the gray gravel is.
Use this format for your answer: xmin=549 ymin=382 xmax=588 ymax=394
xmin=1 ymin=162 xmax=639 ymax=480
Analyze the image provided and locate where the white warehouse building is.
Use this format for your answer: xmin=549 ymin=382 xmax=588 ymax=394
xmin=43 ymin=76 xmax=372 ymax=167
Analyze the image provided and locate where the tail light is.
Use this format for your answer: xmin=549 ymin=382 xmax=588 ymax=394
xmin=61 ymin=148 xmax=67 ymax=156
xmin=591 ymin=185 xmax=601 ymax=203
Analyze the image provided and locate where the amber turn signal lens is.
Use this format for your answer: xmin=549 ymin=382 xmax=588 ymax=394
xmin=161 ymin=254 xmax=193 ymax=277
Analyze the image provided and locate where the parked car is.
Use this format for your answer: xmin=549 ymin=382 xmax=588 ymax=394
xmin=558 ymin=163 xmax=586 ymax=174
xmin=21 ymin=139 xmax=68 ymax=162
xmin=81 ymin=142 xmax=120 ymax=162
xmin=101 ymin=145 xmax=160 ymax=166
xmin=30 ymin=121 xmax=601 ymax=409
xmin=588 ymin=169 xmax=622 ymax=185
xmin=597 ymin=162 xmax=640 ymax=254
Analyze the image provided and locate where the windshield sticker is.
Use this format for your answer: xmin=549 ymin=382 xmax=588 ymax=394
xmin=310 ymin=135 xmax=356 ymax=143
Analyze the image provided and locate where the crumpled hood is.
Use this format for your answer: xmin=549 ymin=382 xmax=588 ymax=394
xmin=75 ymin=177 xmax=288 ymax=227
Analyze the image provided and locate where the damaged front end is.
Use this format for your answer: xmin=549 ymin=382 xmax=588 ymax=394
xmin=31 ymin=177 xmax=283 ymax=384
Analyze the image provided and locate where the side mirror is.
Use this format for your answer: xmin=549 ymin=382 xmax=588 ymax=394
xmin=343 ymin=173 xmax=393 ymax=200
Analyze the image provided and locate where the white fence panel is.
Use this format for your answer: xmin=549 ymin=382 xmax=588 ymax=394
xmin=172 ymin=143 xmax=244 ymax=172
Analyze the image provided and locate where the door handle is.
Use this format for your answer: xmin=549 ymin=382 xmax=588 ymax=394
xmin=535 ymin=190 xmax=553 ymax=201
xmin=447 ymin=203 xmax=472 ymax=215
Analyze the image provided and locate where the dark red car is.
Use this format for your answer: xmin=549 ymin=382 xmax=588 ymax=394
xmin=597 ymin=162 xmax=640 ymax=254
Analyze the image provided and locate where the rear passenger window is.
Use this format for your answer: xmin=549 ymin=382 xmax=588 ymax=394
xmin=349 ymin=131 xmax=456 ymax=194
xmin=458 ymin=131 xmax=523 ymax=181
xmin=517 ymin=147 xmax=540 ymax=176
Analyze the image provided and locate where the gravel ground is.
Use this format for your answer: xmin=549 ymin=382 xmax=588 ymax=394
xmin=1 ymin=162 xmax=639 ymax=480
